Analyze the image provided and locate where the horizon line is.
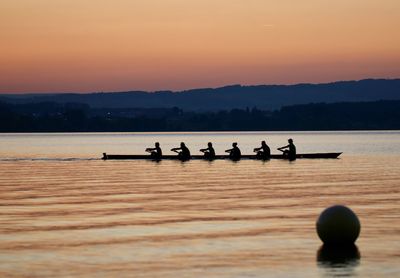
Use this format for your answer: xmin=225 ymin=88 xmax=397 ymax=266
xmin=1 ymin=77 xmax=399 ymax=95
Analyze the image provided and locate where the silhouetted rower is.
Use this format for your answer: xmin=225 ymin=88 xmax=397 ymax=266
xmin=254 ymin=140 xmax=271 ymax=160
xmin=171 ymin=142 xmax=191 ymax=161
xmin=225 ymin=142 xmax=241 ymax=161
xmin=278 ymin=138 xmax=296 ymax=161
xmin=145 ymin=142 xmax=162 ymax=159
xmin=200 ymin=142 xmax=216 ymax=160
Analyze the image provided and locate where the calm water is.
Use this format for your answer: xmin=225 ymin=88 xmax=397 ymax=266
xmin=0 ymin=131 xmax=399 ymax=277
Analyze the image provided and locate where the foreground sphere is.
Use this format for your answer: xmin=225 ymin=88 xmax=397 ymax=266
xmin=316 ymin=205 xmax=360 ymax=245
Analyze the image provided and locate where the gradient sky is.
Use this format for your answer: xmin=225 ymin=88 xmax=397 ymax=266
xmin=1 ymin=0 xmax=399 ymax=93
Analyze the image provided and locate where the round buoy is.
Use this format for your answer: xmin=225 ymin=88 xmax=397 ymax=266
xmin=316 ymin=205 xmax=360 ymax=245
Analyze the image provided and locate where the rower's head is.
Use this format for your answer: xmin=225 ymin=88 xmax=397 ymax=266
xmin=288 ymin=138 xmax=293 ymax=143
xmin=232 ymin=142 xmax=237 ymax=147
xmin=180 ymin=142 xmax=185 ymax=147
xmin=155 ymin=142 xmax=160 ymax=147
xmin=208 ymin=142 xmax=212 ymax=147
xmin=262 ymin=140 xmax=266 ymax=146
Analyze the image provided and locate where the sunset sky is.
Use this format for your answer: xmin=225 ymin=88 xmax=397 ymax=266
xmin=1 ymin=0 xmax=399 ymax=93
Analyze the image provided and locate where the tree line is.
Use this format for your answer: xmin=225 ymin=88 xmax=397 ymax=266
xmin=1 ymin=100 xmax=399 ymax=132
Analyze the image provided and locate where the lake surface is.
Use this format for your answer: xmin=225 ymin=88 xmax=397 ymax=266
xmin=0 ymin=131 xmax=399 ymax=277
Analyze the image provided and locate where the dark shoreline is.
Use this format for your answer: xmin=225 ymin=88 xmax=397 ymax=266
xmin=1 ymin=100 xmax=400 ymax=132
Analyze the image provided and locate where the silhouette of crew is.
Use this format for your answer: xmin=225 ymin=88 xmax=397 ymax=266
xmin=225 ymin=142 xmax=241 ymax=161
xmin=171 ymin=142 xmax=191 ymax=161
xmin=278 ymin=138 xmax=296 ymax=161
xmin=254 ymin=140 xmax=271 ymax=160
xmin=200 ymin=142 xmax=216 ymax=160
xmin=145 ymin=142 xmax=162 ymax=159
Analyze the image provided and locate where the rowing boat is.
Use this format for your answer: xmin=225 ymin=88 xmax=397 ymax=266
xmin=102 ymin=152 xmax=342 ymax=160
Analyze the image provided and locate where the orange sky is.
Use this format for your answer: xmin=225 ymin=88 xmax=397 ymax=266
xmin=1 ymin=0 xmax=399 ymax=93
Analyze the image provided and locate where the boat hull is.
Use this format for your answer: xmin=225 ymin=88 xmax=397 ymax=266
xmin=102 ymin=152 xmax=342 ymax=160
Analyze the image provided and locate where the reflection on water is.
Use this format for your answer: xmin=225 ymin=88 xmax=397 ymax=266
xmin=0 ymin=132 xmax=399 ymax=277
xmin=1 ymin=131 xmax=400 ymax=159
xmin=317 ymin=244 xmax=360 ymax=276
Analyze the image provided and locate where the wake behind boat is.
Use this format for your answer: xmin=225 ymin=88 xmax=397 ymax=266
xmin=102 ymin=152 xmax=342 ymax=160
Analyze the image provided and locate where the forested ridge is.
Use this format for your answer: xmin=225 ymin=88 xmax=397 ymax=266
xmin=1 ymin=100 xmax=399 ymax=132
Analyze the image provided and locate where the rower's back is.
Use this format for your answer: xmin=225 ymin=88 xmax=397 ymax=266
xmin=208 ymin=143 xmax=216 ymax=158
xmin=230 ymin=144 xmax=241 ymax=161
xmin=288 ymin=140 xmax=296 ymax=161
xmin=262 ymin=142 xmax=271 ymax=158
xmin=155 ymin=143 xmax=162 ymax=157
xmin=180 ymin=143 xmax=191 ymax=160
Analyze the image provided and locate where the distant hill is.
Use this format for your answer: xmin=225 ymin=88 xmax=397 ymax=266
xmin=1 ymin=79 xmax=399 ymax=111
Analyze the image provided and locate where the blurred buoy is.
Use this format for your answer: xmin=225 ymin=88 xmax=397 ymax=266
xmin=316 ymin=205 xmax=360 ymax=245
